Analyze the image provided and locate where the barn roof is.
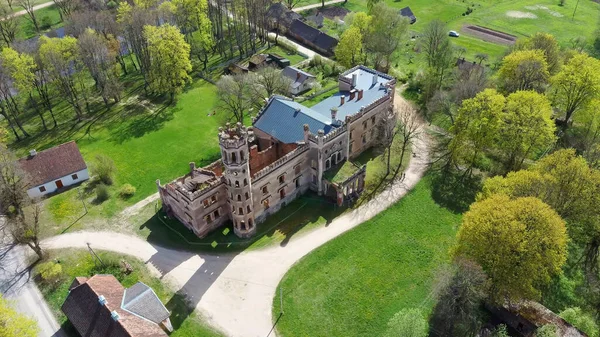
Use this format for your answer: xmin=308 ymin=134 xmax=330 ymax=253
xmin=18 ymin=141 xmax=87 ymax=187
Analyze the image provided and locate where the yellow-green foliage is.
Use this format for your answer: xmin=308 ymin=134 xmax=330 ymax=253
xmin=38 ymin=261 xmax=63 ymax=283
xmin=335 ymin=26 xmax=363 ymax=68
xmin=497 ymin=49 xmax=549 ymax=93
xmin=0 ymin=294 xmax=39 ymax=337
xmin=119 ymin=183 xmax=136 ymax=198
xmin=457 ymin=195 xmax=567 ymax=302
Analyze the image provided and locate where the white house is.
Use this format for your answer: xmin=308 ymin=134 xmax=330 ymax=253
xmin=18 ymin=141 xmax=89 ymax=198
xmin=282 ymin=66 xmax=316 ymax=95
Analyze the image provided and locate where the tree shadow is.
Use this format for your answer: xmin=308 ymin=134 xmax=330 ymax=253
xmin=429 ymin=168 xmax=482 ymax=214
xmin=109 ymin=104 xmax=177 ymax=144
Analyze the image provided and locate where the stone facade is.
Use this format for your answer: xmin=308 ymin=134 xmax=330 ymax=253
xmin=158 ymin=65 xmax=396 ymax=238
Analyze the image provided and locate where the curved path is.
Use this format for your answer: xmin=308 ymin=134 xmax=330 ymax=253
xmin=42 ymin=95 xmax=430 ymax=337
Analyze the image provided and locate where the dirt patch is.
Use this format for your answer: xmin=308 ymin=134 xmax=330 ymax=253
xmin=506 ymin=10 xmax=538 ymax=18
xmin=318 ymin=6 xmax=349 ymax=20
xmin=462 ymin=25 xmax=518 ymax=45
xmin=524 ymin=5 xmax=563 ymax=17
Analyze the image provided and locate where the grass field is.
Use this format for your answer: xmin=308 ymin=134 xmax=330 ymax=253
xmin=16 ymin=4 xmax=63 ymax=40
xmin=273 ymin=177 xmax=462 ymax=337
xmin=302 ymin=0 xmax=599 ymax=62
xmin=35 ymin=249 xmax=223 ymax=337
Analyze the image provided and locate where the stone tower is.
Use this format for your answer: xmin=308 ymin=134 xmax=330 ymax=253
xmin=219 ymin=123 xmax=256 ymax=238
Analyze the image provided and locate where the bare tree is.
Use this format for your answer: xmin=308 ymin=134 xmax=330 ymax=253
xmin=389 ymin=102 xmax=421 ymax=181
xmin=376 ymin=107 xmax=397 ymax=176
xmin=284 ymin=0 xmax=301 ymax=10
xmin=475 ymin=53 xmax=488 ymax=65
xmin=17 ymin=0 xmax=39 ymax=33
xmin=0 ymin=4 xmax=18 ymax=46
xmin=249 ymin=66 xmax=291 ymax=107
xmin=52 ymin=0 xmax=78 ymax=21
xmin=217 ymin=74 xmax=252 ymax=124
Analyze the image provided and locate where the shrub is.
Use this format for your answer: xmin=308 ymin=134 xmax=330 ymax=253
xmin=92 ymin=154 xmax=116 ymax=185
xmin=384 ymin=308 xmax=428 ymax=337
xmin=559 ymin=307 xmax=599 ymax=337
xmin=536 ymin=325 xmax=558 ymax=337
xmin=107 ymin=0 xmax=118 ymax=9
xmin=95 ymin=184 xmax=110 ymax=202
xmin=119 ymin=184 xmax=136 ymax=198
xmin=38 ymin=261 xmax=62 ymax=284
xmin=40 ymin=16 xmax=52 ymax=30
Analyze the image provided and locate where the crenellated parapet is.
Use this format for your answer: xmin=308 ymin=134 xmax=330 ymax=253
xmin=344 ymin=91 xmax=393 ymax=125
xmin=218 ymin=122 xmax=255 ymax=149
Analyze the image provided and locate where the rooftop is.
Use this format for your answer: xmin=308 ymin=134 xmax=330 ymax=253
xmin=18 ymin=141 xmax=87 ymax=187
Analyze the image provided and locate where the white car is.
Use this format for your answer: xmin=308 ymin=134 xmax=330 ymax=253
xmin=449 ymin=30 xmax=460 ymax=37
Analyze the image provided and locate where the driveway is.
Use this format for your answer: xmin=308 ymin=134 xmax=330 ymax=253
xmin=42 ymin=94 xmax=430 ymax=337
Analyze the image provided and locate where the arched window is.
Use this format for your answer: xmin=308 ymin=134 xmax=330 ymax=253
xmin=231 ymin=152 xmax=237 ymax=163
xmin=248 ymin=218 xmax=254 ymax=228
xmin=235 ymin=180 xmax=240 ymax=187
xmin=246 ymin=205 xmax=251 ymax=213
xmin=238 ymin=207 xmax=243 ymax=215
xmin=245 ymin=192 xmax=250 ymax=200
xmin=240 ymin=150 xmax=245 ymax=161
xmin=237 ymin=195 xmax=242 ymax=201
xmin=337 ymin=152 xmax=341 ymax=161
xmin=244 ymin=178 xmax=248 ymax=186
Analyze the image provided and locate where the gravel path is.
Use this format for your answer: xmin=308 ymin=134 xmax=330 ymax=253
xmin=1 ymin=1 xmax=54 ymax=21
xmin=292 ymin=0 xmax=345 ymax=13
xmin=42 ymin=93 xmax=430 ymax=337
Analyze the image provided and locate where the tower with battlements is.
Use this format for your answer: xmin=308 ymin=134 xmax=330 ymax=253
xmin=219 ymin=123 xmax=257 ymax=238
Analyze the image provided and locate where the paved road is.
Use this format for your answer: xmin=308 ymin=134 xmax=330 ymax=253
xmin=292 ymin=0 xmax=345 ymax=12
xmin=0 ymin=243 xmax=65 ymax=337
xmin=42 ymin=92 xmax=430 ymax=337
xmin=1 ymin=1 xmax=54 ymax=21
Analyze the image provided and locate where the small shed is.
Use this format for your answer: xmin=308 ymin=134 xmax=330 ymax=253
xmin=400 ymin=7 xmax=417 ymax=24
xmin=226 ymin=63 xmax=249 ymax=75
xmin=249 ymin=54 xmax=269 ymax=70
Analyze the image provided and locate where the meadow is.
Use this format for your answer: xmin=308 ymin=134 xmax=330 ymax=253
xmin=273 ymin=177 xmax=462 ymax=337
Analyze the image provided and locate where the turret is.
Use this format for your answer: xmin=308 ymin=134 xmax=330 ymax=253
xmin=219 ymin=123 xmax=257 ymax=238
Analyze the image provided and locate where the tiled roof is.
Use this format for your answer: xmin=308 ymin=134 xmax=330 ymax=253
xmin=289 ymin=19 xmax=338 ymax=52
xmin=254 ymin=97 xmax=335 ymax=144
xmin=122 ymin=282 xmax=170 ymax=325
xmin=282 ymin=66 xmax=316 ymax=89
xmin=18 ymin=141 xmax=87 ymax=187
xmin=311 ymin=66 xmax=393 ymax=120
xmin=61 ymin=275 xmax=168 ymax=337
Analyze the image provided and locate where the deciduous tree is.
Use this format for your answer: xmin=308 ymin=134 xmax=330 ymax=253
xmin=0 ymin=294 xmax=39 ymax=337
xmin=248 ymin=66 xmax=291 ymax=106
xmin=498 ymin=50 xmax=549 ymax=94
xmin=144 ymin=24 xmax=192 ymax=100
xmin=457 ymin=194 xmax=567 ymax=303
xmin=0 ymin=4 xmax=18 ymax=47
xmin=17 ymin=0 xmax=39 ymax=32
xmin=335 ymin=26 xmax=362 ymax=68
xmin=217 ymin=74 xmax=251 ymax=124
xmin=365 ymin=3 xmax=408 ymax=70
xmin=383 ymin=308 xmax=427 ymax=337
xmin=517 ymin=33 xmax=560 ymax=73
xmin=551 ymin=53 xmax=600 ymax=130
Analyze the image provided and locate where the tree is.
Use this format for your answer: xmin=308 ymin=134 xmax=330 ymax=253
xmin=37 ymin=261 xmax=62 ymax=284
xmin=0 ymin=55 xmax=29 ymax=139
xmin=536 ymin=325 xmax=559 ymax=337
xmin=144 ymin=24 xmax=192 ymax=100
xmin=449 ymin=89 xmax=505 ymax=175
xmin=520 ymin=32 xmax=560 ymax=73
xmin=335 ymin=26 xmax=362 ymax=68
xmin=456 ymin=194 xmax=567 ymax=303
xmin=0 ymin=4 xmax=18 ymax=47
xmin=430 ymin=258 xmax=489 ymax=337
xmin=249 ymin=66 xmax=291 ymax=105
xmin=497 ymin=50 xmax=549 ymax=94
xmin=92 ymin=154 xmax=116 ymax=185
xmin=499 ymin=91 xmax=556 ymax=171
xmin=17 ymin=0 xmax=39 ymax=33
xmin=383 ymin=308 xmax=427 ymax=337
xmin=551 ymin=53 xmax=600 ymax=129
xmin=172 ymin=0 xmax=213 ymax=70
xmin=367 ymin=0 xmax=382 ymax=12
xmin=217 ymin=74 xmax=251 ymax=124
xmin=421 ymin=20 xmax=455 ymax=98
xmin=284 ymin=0 xmax=301 ymax=9
xmin=1 ymin=47 xmax=48 ymax=130
xmin=559 ymin=307 xmax=599 ymax=337
xmin=52 ymin=0 xmax=77 ymax=21
xmin=39 ymin=36 xmax=89 ymax=120
xmin=365 ymin=3 xmax=408 ymax=70
xmin=0 ymin=294 xmax=39 ymax=337
xmin=574 ymin=100 xmax=600 ymax=163
xmin=117 ymin=3 xmax=154 ymax=88
xmin=77 ymin=29 xmax=121 ymax=105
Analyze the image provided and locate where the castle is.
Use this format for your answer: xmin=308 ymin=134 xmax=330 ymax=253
xmin=156 ymin=66 xmax=396 ymax=238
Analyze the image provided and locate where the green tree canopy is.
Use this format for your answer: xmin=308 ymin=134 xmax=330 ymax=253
xmin=518 ymin=32 xmax=560 ymax=73
xmin=498 ymin=49 xmax=549 ymax=94
xmin=383 ymin=308 xmax=428 ymax=337
xmin=456 ymin=194 xmax=567 ymax=302
xmin=1 ymin=48 xmax=35 ymax=94
xmin=559 ymin=307 xmax=599 ymax=337
xmin=335 ymin=26 xmax=362 ymax=68
xmin=0 ymin=294 xmax=39 ymax=337
xmin=144 ymin=24 xmax=192 ymax=99
xmin=499 ymin=91 xmax=556 ymax=171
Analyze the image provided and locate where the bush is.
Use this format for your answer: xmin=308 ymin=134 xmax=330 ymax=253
xmin=38 ymin=261 xmax=62 ymax=284
xmin=107 ymin=0 xmax=118 ymax=9
xmin=559 ymin=307 xmax=599 ymax=337
xmin=277 ymin=39 xmax=298 ymax=54
xmin=384 ymin=308 xmax=428 ymax=337
xmin=536 ymin=325 xmax=558 ymax=337
xmin=92 ymin=154 xmax=116 ymax=185
xmin=95 ymin=184 xmax=110 ymax=202
xmin=40 ymin=16 xmax=52 ymax=30
xmin=119 ymin=184 xmax=136 ymax=198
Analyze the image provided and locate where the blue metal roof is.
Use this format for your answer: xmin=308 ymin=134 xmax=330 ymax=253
xmin=254 ymin=98 xmax=335 ymax=143
xmin=311 ymin=69 xmax=392 ymax=121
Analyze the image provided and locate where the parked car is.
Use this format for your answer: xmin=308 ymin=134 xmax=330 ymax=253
xmin=449 ymin=30 xmax=460 ymax=37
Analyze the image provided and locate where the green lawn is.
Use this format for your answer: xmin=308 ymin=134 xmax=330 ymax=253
xmin=35 ymin=249 xmax=223 ymax=337
xmin=9 ymin=72 xmax=222 ymax=237
xmin=264 ymin=44 xmax=307 ymax=65
xmin=273 ymin=177 xmax=461 ymax=337
xmin=16 ymin=4 xmax=63 ymax=40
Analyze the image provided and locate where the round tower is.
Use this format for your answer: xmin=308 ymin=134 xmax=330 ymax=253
xmin=219 ymin=123 xmax=256 ymax=238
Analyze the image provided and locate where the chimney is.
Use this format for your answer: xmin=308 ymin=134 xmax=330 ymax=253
xmin=303 ymin=124 xmax=310 ymax=143
xmin=358 ymin=90 xmax=363 ymax=101
xmin=340 ymin=95 xmax=345 ymax=106
xmin=29 ymin=149 xmax=37 ymax=157
xmin=189 ymin=162 xmax=196 ymax=173
xmin=111 ymin=311 xmax=120 ymax=321
xmin=98 ymin=295 xmax=107 ymax=306
xmin=349 ymin=89 xmax=356 ymax=101
xmin=372 ymin=73 xmax=377 ymax=86
xmin=331 ymin=107 xmax=338 ymax=122
xmin=352 ymin=73 xmax=357 ymax=87
xmin=296 ymin=72 xmax=301 ymax=81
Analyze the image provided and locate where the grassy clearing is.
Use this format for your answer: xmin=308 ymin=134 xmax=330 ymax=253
xmin=273 ymin=176 xmax=461 ymax=337
xmin=264 ymin=44 xmax=307 ymax=65
xmin=35 ymin=249 xmax=223 ymax=337
xmin=16 ymin=4 xmax=63 ymax=40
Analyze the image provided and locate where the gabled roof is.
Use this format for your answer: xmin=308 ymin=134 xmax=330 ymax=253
xmin=266 ymin=2 xmax=303 ymax=28
xmin=61 ymin=275 xmax=168 ymax=337
xmin=282 ymin=66 xmax=316 ymax=89
xmin=307 ymin=12 xmax=324 ymax=28
xmin=253 ymin=97 xmax=335 ymax=144
xmin=289 ymin=19 xmax=338 ymax=52
xmin=18 ymin=141 xmax=87 ymax=187
xmin=400 ymin=6 xmax=416 ymax=20
xmin=122 ymin=282 xmax=170 ymax=325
